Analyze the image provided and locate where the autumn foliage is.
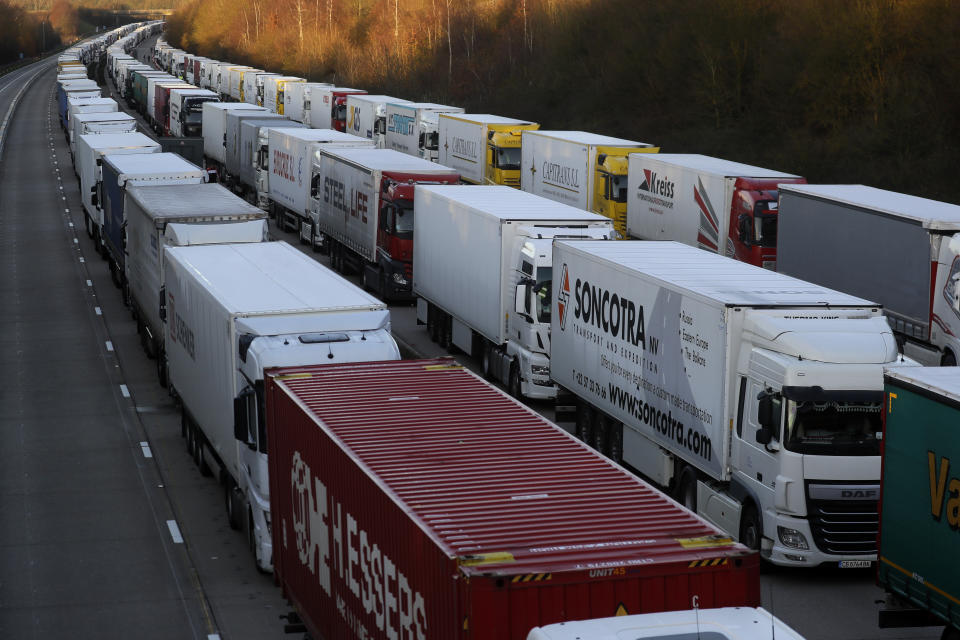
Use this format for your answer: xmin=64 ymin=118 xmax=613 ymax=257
xmin=0 ymin=0 xmax=64 ymax=65
xmin=168 ymin=0 xmax=960 ymax=202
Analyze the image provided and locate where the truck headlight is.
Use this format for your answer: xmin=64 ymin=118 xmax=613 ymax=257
xmin=392 ymin=272 xmax=408 ymax=286
xmin=531 ymin=364 xmax=550 ymax=376
xmin=777 ymin=526 xmax=809 ymax=550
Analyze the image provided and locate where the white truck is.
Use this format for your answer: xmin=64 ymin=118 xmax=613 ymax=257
xmin=202 ymin=102 xmax=267 ymax=171
xmin=777 ymin=184 xmax=960 ymax=367
xmin=227 ymin=66 xmax=259 ymax=102
xmin=307 ymin=86 xmax=366 ymax=131
xmin=626 ymin=154 xmax=805 ymax=269
xmin=311 ymin=148 xmax=459 ymax=301
xmin=384 ymin=101 xmax=463 ymax=161
xmin=345 ymin=94 xmax=412 ymax=147
xmin=266 ymin=128 xmax=372 ymax=231
xmin=282 ymin=81 xmax=332 ymax=125
xmin=77 ymin=132 xmax=160 ymax=254
xmin=125 ymin=183 xmax=267 ymax=383
xmin=69 ymin=111 xmax=136 ymax=158
xmin=168 ymin=88 xmax=219 ymax=137
xmin=242 ymin=71 xmax=276 ymax=106
xmin=163 ymin=241 xmax=401 ymax=571
xmin=223 ymin=111 xmax=288 ymax=185
xmin=437 ymin=113 xmax=539 ymax=187
xmin=551 ymin=240 xmax=903 ymax=567
xmin=262 ymin=76 xmax=304 ymax=114
xmin=242 ymin=120 xmax=306 ymax=199
xmin=520 ymin=130 xmax=657 ymax=237
xmin=66 ymin=96 xmax=117 ymax=130
xmin=413 ymin=185 xmax=614 ymax=399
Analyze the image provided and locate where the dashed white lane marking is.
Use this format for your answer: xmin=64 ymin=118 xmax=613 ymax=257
xmin=79 ymin=257 xmax=85 ymax=263
xmin=166 ymin=520 xmax=184 ymax=544
xmin=73 ymin=238 xmax=78 ymax=244
xmin=94 ymin=306 xmax=102 ymax=315
xmin=208 ymin=635 xmax=221 ymax=640
xmin=140 ymin=441 xmax=153 ymax=458
xmin=105 ymin=341 xmax=113 ymax=351
xmin=119 ymin=384 xmax=130 ymax=398
xmin=86 ymin=279 xmax=92 ymax=286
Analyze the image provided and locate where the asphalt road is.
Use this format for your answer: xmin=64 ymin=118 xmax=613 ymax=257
xmin=0 ymin=43 xmax=945 ymax=640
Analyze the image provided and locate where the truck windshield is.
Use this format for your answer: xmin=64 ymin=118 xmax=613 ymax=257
xmin=394 ymin=203 xmax=414 ymax=234
xmin=784 ymin=399 xmax=882 ymax=456
xmin=534 ymin=267 xmax=552 ymax=323
xmin=754 ymin=201 xmax=778 ymax=248
xmin=493 ymin=146 xmax=521 ymax=171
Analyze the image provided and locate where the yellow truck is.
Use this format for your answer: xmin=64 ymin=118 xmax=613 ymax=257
xmin=437 ymin=113 xmax=539 ymax=187
xmin=520 ymin=130 xmax=658 ymax=237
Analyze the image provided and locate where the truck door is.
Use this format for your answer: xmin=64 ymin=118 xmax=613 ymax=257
xmin=732 ymin=377 xmax=780 ymax=524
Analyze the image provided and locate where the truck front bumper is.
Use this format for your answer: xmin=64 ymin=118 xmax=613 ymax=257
xmin=765 ymin=512 xmax=876 ymax=568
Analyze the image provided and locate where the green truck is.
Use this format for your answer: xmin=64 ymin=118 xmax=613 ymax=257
xmin=879 ymin=366 xmax=960 ymax=640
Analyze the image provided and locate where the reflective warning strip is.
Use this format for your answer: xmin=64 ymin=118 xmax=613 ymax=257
xmin=688 ymin=558 xmax=729 ymax=568
xmin=459 ymin=551 xmax=515 ymax=567
xmin=511 ymin=573 xmax=552 ymax=583
xmin=677 ymin=535 xmax=734 ymax=549
xmin=275 ymin=373 xmax=313 ymax=381
xmin=424 ymin=364 xmax=462 ymax=371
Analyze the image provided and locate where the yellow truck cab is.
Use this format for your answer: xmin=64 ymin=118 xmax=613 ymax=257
xmin=438 ymin=113 xmax=539 ymax=187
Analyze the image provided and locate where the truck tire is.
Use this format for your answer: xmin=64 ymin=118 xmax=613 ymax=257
xmin=941 ymin=626 xmax=960 ymax=640
xmin=575 ymin=402 xmax=593 ymax=442
xmin=481 ymin=342 xmax=493 ymax=380
xmin=943 ymin=351 xmax=957 ymax=367
xmin=676 ymin=467 xmax=698 ymax=512
xmin=379 ymin=271 xmax=389 ymax=302
xmin=226 ymin=482 xmax=243 ymax=531
xmin=508 ymin=361 xmax=522 ymax=399
xmin=438 ymin=312 xmax=451 ymax=350
xmin=740 ymin=503 xmax=761 ymax=552
xmin=426 ymin=304 xmax=437 ymax=342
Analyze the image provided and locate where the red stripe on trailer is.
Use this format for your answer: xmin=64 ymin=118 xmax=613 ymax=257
xmin=267 ymin=359 xmax=758 ymax=640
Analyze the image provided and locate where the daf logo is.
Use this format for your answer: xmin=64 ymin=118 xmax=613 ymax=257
xmin=842 ymin=489 xmax=877 ymax=499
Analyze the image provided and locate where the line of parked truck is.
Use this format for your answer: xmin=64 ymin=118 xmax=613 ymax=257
xmin=50 ymin=23 xmax=960 ymax=640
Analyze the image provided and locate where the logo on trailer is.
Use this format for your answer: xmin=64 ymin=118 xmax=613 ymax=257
xmin=557 ymin=263 xmax=571 ymax=330
xmin=638 ymin=169 xmax=675 ymax=198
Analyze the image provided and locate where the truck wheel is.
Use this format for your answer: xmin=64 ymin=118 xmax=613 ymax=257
xmin=84 ymin=213 xmax=93 ymax=238
xmin=508 ymin=361 xmax=522 ymax=399
xmin=379 ymin=271 xmax=389 ymax=302
xmin=676 ymin=467 xmax=698 ymax=512
xmin=481 ymin=342 xmax=493 ymax=380
xmin=943 ymin=351 xmax=957 ymax=367
xmin=437 ymin=312 xmax=451 ymax=349
xmin=426 ymin=305 xmax=437 ymax=342
xmin=941 ymin=626 xmax=960 ymax=640
xmin=740 ymin=504 xmax=761 ymax=551
xmin=225 ymin=482 xmax=243 ymax=531
xmin=606 ymin=420 xmax=624 ymax=463
xmin=575 ymin=402 xmax=593 ymax=442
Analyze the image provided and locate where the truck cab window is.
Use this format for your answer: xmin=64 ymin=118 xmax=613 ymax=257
xmin=535 ymin=266 xmax=552 ymax=323
xmin=394 ymin=204 xmax=414 ymax=235
xmin=310 ymin=174 xmax=321 ymax=198
xmin=942 ymin=255 xmax=960 ymax=311
xmin=491 ymin=146 xmax=520 ymax=171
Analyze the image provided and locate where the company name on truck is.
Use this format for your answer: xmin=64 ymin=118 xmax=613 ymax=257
xmin=928 ymin=450 xmax=960 ymax=529
xmin=557 ymin=263 xmax=646 ymax=348
xmin=290 ymin=451 xmax=428 ymax=639
xmin=449 ymin=136 xmax=477 ymax=160
xmin=636 ymin=169 xmax=675 ymax=209
xmin=541 ymin=162 xmax=580 ymax=189
xmin=388 ymin=113 xmax=414 ymax=136
xmin=166 ymin=293 xmax=196 ymax=360
xmin=272 ymin=149 xmax=302 ymax=186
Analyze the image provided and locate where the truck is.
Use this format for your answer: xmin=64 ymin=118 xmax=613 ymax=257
xmin=777 ymin=184 xmax=960 ymax=367
xmin=66 ymin=96 xmax=118 ymax=131
xmin=520 ymin=130 xmax=658 ymax=237
xmin=307 ymin=86 xmax=366 ymax=131
xmin=242 ymin=71 xmax=277 ymax=106
xmin=262 ymin=75 xmax=304 ymax=114
xmin=384 ymin=101 xmax=463 ymax=161
xmin=527 ymin=607 xmax=804 ymax=640
xmin=223 ymin=111 xmax=288 ymax=185
xmin=626 ymin=154 xmax=805 ymax=269
xmin=437 ymin=113 xmax=540 ymax=187
xmin=229 ymin=67 xmax=260 ymax=102
xmin=266 ymin=127 xmax=372 ymax=237
xmin=413 ymin=185 xmax=614 ymax=400
xmin=167 ymin=88 xmax=219 ymax=137
xmin=551 ymin=240 xmax=903 ymax=567
xmin=240 ymin=119 xmax=306 ymax=199
xmin=126 ymin=184 xmax=267 ymax=382
xmin=100 ymin=152 xmax=207 ymax=293
xmin=165 ymin=241 xmax=401 ymax=571
xmin=57 ymin=78 xmax=100 ymax=131
xmin=150 ymin=81 xmax=196 ymax=133
xmin=77 ymin=132 xmax=160 ymax=254
xmin=69 ymin=111 xmax=137 ymax=158
xmin=310 ymin=147 xmax=459 ymax=300
xmin=202 ymin=102 xmax=267 ymax=172
xmin=266 ymin=357 xmax=760 ymax=640
xmin=282 ymin=81 xmax=332 ymax=125
xmin=133 ymin=70 xmax=172 ymax=114
xmin=878 ymin=366 xmax=960 ymax=640
xmin=345 ymin=94 xmax=412 ymax=147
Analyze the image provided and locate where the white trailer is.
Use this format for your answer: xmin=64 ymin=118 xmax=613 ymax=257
xmin=519 ymin=130 xmax=656 ymax=236
xmin=76 ymin=132 xmax=160 ymax=252
xmin=283 ymin=81 xmax=332 ymax=125
xmin=224 ymin=111 xmax=286 ymax=181
xmin=202 ymin=102 xmax=267 ymax=166
xmin=551 ymin=240 xmax=903 ymax=567
xmin=778 ymin=184 xmax=960 ymax=367
xmin=437 ymin=113 xmax=539 ymax=186
xmin=227 ymin=66 xmax=258 ymax=101
xmin=306 ymin=86 xmax=366 ymax=130
xmin=413 ymin=185 xmax=613 ymax=399
xmin=67 ymin=97 xmax=118 ymax=125
xmin=626 ymin=154 xmax=804 ymax=269
xmin=125 ymin=183 xmax=266 ymax=379
xmin=267 ymin=128 xmax=373 ymax=239
xmin=69 ymin=111 xmax=137 ymax=157
xmin=262 ymin=76 xmax=304 ymax=114
xmin=311 ymin=148 xmax=459 ymax=300
xmin=385 ymin=101 xmax=463 ymax=161
xmin=163 ymin=241 xmax=400 ymax=571
xmin=345 ymin=94 xmax=412 ymax=147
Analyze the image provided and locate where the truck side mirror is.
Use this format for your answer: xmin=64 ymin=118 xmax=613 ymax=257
xmin=515 ymin=284 xmax=529 ymax=315
xmin=233 ymin=387 xmax=255 ymax=448
xmin=756 ymin=393 xmax=775 ymax=444
xmin=737 ymin=213 xmax=751 ymax=244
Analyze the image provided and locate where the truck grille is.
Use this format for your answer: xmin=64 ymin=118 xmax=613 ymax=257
xmin=807 ymin=499 xmax=878 ymax=555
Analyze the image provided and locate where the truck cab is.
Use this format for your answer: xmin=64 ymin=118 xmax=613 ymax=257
xmin=486 ymin=127 xmax=530 ymax=187
xmin=593 ymin=147 xmax=658 ymax=236
xmin=729 ymin=179 xmax=785 ymax=269
xmin=171 ymin=90 xmax=219 ymax=137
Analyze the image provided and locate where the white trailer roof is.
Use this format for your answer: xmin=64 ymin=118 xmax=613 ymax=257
xmin=525 ymin=130 xmax=653 ymax=148
xmin=68 ymin=97 xmax=117 ymax=107
xmin=72 ymin=112 xmax=135 ymax=124
xmin=417 ymin=185 xmax=610 ymax=223
xmin=634 ymin=153 xmax=799 ymax=179
xmin=323 ymin=147 xmax=456 ymax=173
xmin=79 ymin=132 xmax=157 ymax=150
xmin=442 ymin=113 xmax=533 ymax=125
xmin=391 ymin=102 xmax=458 ymax=110
xmin=347 ymin=94 xmax=409 ymax=104
xmin=166 ymin=241 xmax=385 ymax=315
xmin=205 ymin=102 xmax=265 ymax=113
xmin=278 ymin=128 xmax=368 ymax=144
xmin=885 ymin=366 xmax=960 ymax=404
xmin=127 ymin=183 xmax=264 ymax=219
xmin=561 ymin=240 xmax=876 ymax=307
xmin=103 ymin=152 xmax=202 ymax=179
xmin=779 ymin=184 xmax=960 ymax=231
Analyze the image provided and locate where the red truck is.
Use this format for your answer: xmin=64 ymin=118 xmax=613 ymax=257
xmin=266 ymin=359 xmax=760 ymax=640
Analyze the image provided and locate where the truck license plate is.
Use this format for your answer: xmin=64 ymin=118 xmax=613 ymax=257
xmin=839 ymin=560 xmax=872 ymax=568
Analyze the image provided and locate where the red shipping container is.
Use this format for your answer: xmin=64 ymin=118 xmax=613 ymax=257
xmin=266 ymin=359 xmax=759 ymax=640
